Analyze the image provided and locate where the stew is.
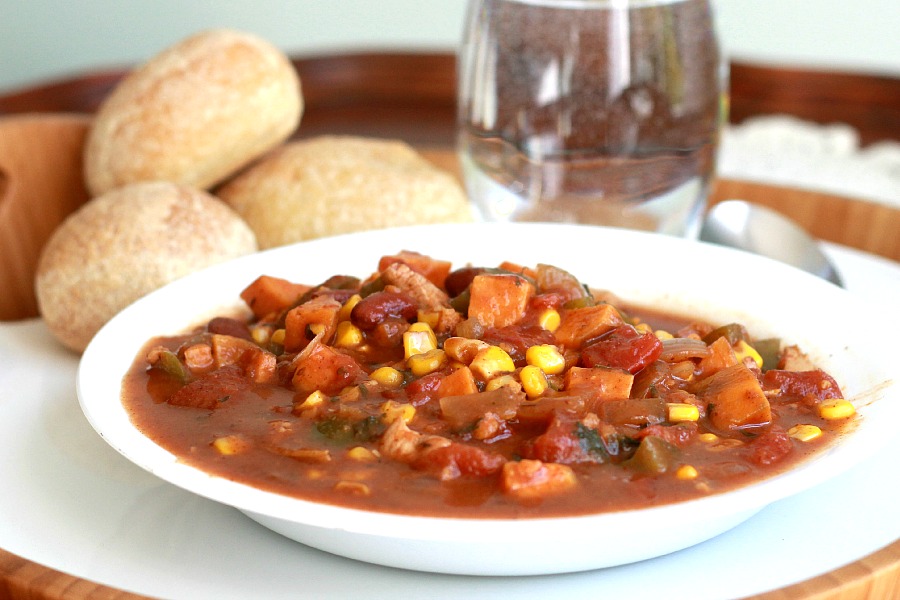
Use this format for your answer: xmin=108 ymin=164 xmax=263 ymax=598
xmin=122 ymin=251 xmax=855 ymax=518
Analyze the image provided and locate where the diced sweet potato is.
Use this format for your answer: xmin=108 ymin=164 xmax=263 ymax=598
xmin=564 ymin=366 xmax=634 ymax=400
xmin=696 ymin=336 xmax=739 ymax=379
xmin=378 ymin=251 xmax=453 ymax=289
xmin=291 ymin=341 xmax=367 ymax=396
xmin=240 ymin=275 xmax=310 ymax=319
xmin=698 ymin=364 xmax=771 ymax=430
xmin=554 ymin=303 xmax=623 ymax=349
xmin=436 ymin=366 xmax=479 ymax=398
xmin=501 ymin=459 xmax=577 ymax=499
xmin=467 ymin=274 xmax=535 ymax=328
xmin=283 ymin=295 xmax=342 ymax=352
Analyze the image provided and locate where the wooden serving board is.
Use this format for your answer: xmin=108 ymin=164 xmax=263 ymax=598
xmin=1 ymin=52 xmax=898 ymax=599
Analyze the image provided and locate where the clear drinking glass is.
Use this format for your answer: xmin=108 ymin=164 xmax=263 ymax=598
xmin=457 ymin=0 xmax=725 ymax=237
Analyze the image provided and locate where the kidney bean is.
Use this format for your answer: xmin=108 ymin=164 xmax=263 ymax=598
xmin=207 ymin=316 xmax=253 ymax=341
xmin=445 ymin=267 xmax=486 ymax=297
xmin=350 ymin=290 xmax=418 ymax=330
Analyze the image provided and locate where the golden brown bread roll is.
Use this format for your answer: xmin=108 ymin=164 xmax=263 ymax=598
xmin=35 ymin=181 xmax=258 ymax=352
xmin=84 ymin=29 xmax=302 ymax=196
xmin=216 ymin=135 xmax=474 ymax=248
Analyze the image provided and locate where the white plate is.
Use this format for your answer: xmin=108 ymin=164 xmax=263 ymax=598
xmin=74 ymin=223 xmax=899 ymax=577
xmin=2 ymin=238 xmax=899 ymax=598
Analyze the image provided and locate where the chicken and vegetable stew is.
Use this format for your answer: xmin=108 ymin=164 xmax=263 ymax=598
xmin=122 ymin=251 xmax=855 ymax=517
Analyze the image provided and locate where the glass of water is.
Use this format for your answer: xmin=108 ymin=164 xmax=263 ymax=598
xmin=457 ymin=0 xmax=725 ymax=237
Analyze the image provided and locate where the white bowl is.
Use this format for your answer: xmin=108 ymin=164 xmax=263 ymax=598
xmin=77 ymin=223 xmax=898 ymax=576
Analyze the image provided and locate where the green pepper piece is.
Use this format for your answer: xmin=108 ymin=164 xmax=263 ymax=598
xmin=449 ymin=289 xmax=471 ymax=313
xmin=624 ymin=435 xmax=679 ymax=474
xmin=359 ymin=276 xmax=386 ymax=298
xmin=702 ymin=323 xmax=748 ymax=346
xmin=753 ymin=338 xmax=781 ymax=371
xmin=155 ymin=350 xmax=189 ymax=383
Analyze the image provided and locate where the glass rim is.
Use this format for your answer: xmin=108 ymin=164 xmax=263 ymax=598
xmin=484 ymin=0 xmax=693 ymax=7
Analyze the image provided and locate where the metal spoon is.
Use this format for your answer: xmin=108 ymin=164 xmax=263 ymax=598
xmin=699 ymin=199 xmax=844 ymax=287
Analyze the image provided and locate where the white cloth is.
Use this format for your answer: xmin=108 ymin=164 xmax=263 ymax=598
xmin=718 ymin=115 xmax=900 ymax=208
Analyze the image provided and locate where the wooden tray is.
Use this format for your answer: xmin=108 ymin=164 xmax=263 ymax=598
xmin=1 ymin=52 xmax=898 ymax=599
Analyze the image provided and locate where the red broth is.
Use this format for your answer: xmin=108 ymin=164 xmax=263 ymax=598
xmin=121 ymin=252 xmax=853 ymax=518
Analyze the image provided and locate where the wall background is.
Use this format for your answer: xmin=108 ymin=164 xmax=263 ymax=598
xmin=1 ymin=0 xmax=898 ymax=93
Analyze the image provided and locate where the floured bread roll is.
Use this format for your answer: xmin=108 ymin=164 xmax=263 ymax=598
xmin=35 ymin=181 xmax=258 ymax=352
xmin=84 ymin=29 xmax=302 ymax=196
xmin=216 ymin=135 xmax=474 ymax=248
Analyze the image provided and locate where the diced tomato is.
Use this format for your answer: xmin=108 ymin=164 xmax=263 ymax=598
xmin=762 ymin=369 xmax=843 ymax=402
xmin=522 ymin=412 xmax=600 ymax=465
xmin=529 ymin=292 xmax=566 ymax=313
xmin=405 ymin=372 xmax=444 ymax=406
xmin=634 ymin=422 xmax=698 ymax=447
xmin=414 ymin=442 xmax=506 ymax=479
xmin=748 ymin=426 xmax=793 ymax=466
xmin=168 ymin=365 xmax=249 ymax=410
xmin=580 ymin=325 xmax=663 ymax=374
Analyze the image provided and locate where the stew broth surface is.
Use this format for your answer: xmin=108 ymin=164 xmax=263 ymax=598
xmin=121 ymin=253 xmax=851 ymax=518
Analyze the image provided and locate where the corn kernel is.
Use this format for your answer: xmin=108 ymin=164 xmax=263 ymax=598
xmin=269 ymin=328 xmax=286 ymax=345
xmin=520 ymin=365 xmax=549 ymax=398
xmin=409 ymin=321 xmax=437 ymax=343
xmin=338 ymin=294 xmax=362 ymax=321
xmin=250 ymin=325 xmax=271 ymax=345
xmin=443 ymin=337 xmax=490 ymax=364
xmin=484 ymin=374 xmax=521 ymax=392
xmin=735 ymin=340 xmax=763 ymax=369
xmin=788 ymin=424 xmax=823 ymax=442
xmin=676 ymin=465 xmax=698 ymax=480
xmin=699 ymin=433 xmax=719 ymax=443
xmin=347 ymin=446 xmax=379 ymax=462
xmin=370 ymin=366 xmax=404 ymax=387
xmin=309 ymin=323 xmax=326 ymax=336
xmin=407 ymin=348 xmax=447 ymax=377
xmin=333 ymin=481 xmax=371 ymax=496
xmin=537 ymin=308 xmax=561 ymax=332
xmin=212 ymin=435 xmax=250 ymax=455
xmin=334 ymin=321 xmax=364 ymax=348
xmin=403 ymin=324 xmax=438 ymax=359
xmin=298 ymin=390 xmax=328 ymax=410
xmin=818 ymin=399 xmax=856 ymax=420
xmin=381 ymin=400 xmax=416 ymax=424
xmin=655 ymin=330 xmax=674 ymax=341
xmin=338 ymin=385 xmax=364 ymax=403
xmin=525 ymin=344 xmax=566 ymax=375
xmin=667 ymin=403 xmax=700 ymax=422
xmin=635 ymin=322 xmax=653 ymax=335
xmin=417 ymin=309 xmax=441 ymax=330
xmin=470 ymin=345 xmax=515 ymax=381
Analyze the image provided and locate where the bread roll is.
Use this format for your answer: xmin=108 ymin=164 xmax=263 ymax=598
xmin=35 ymin=181 xmax=257 ymax=352
xmin=216 ymin=135 xmax=474 ymax=248
xmin=84 ymin=29 xmax=302 ymax=196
